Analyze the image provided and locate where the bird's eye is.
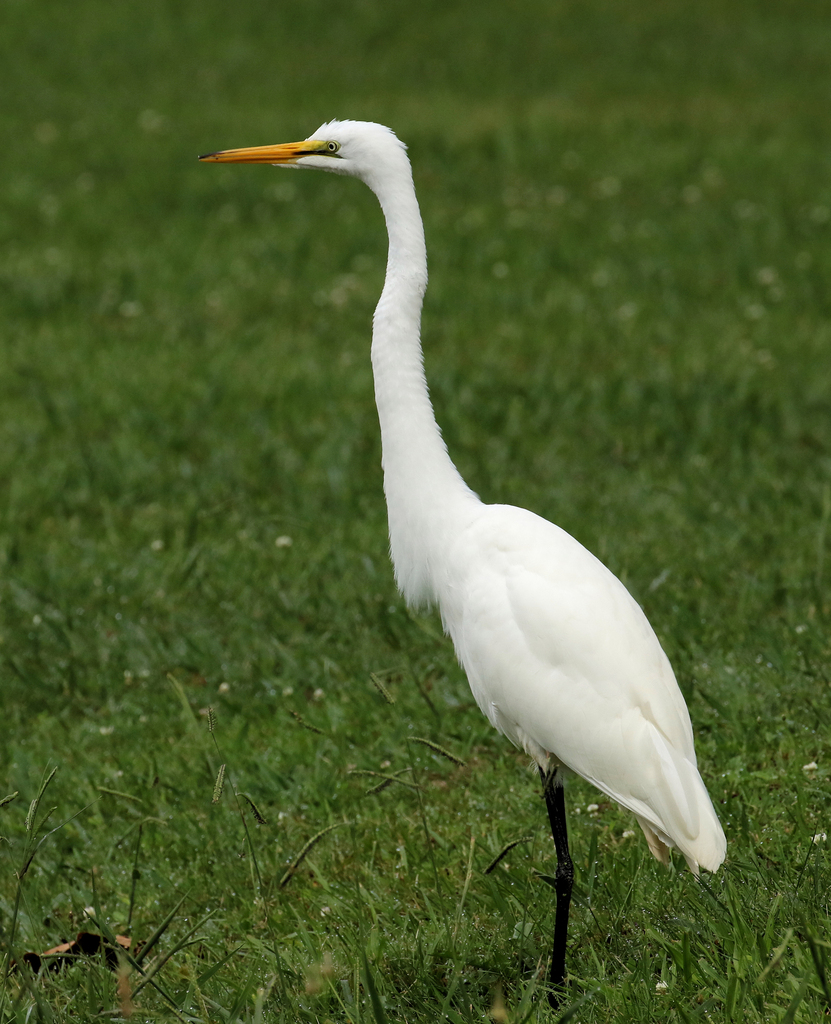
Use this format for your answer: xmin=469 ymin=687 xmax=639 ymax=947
xmin=327 ymin=141 xmax=340 ymax=154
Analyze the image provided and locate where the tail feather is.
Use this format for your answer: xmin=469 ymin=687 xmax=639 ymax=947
xmin=637 ymin=726 xmax=726 ymax=873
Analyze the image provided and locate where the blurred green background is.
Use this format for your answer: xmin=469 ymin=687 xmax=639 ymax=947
xmin=2 ymin=0 xmax=830 ymax=1021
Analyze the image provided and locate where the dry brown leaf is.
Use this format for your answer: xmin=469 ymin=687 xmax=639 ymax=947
xmin=22 ymin=931 xmax=136 ymax=973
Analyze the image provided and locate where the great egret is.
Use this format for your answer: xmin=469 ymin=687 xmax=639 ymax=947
xmin=200 ymin=120 xmax=726 ymax=1007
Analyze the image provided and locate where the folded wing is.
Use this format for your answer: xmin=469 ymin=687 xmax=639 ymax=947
xmin=441 ymin=504 xmax=725 ymax=873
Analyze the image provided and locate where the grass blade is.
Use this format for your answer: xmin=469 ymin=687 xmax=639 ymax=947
xmin=362 ymin=951 xmax=389 ymax=1024
xmin=131 ymin=910 xmax=217 ymax=998
xmin=197 ymin=943 xmax=246 ymax=986
xmin=134 ymin=891 xmax=189 ymax=965
xmin=484 ymin=835 xmax=534 ymax=875
xmin=280 ymin=822 xmax=349 ymax=887
xmin=780 ymin=972 xmax=809 ymax=1024
xmin=409 ymin=736 xmax=466 ymax=767
xmin=349 ymin=768 xmax=419 ymax=792
xmin=126 ymin=823 xmax=143 ymax=933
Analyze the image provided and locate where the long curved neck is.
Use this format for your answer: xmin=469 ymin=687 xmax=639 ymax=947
xmin=368 ymin=163 xmax=479 ymax=606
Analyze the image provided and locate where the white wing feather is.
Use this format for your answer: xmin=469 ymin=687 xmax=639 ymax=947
xmin=439 ymin=503 xmax=726 ymax=873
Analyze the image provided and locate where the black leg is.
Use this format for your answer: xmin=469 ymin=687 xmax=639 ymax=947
xmin=539 ymin=766 xmax=574 ymax=1010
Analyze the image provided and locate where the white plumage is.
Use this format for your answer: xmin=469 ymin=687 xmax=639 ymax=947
xmin=200 ymin=120 xmax=726 ymax=993
xmin=443 ymin=503 xmax=725 ymax=873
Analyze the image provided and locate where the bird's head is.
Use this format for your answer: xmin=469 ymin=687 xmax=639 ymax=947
xmin=199 ymin=119 xmax=409 ymax=189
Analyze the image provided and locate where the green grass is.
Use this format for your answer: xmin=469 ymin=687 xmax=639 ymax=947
xmin=2 ymin=0 xmax=831 ymax=1020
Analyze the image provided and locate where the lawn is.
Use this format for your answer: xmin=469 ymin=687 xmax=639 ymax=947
xmin=2 ymin=0 xmax=831 ymax=1020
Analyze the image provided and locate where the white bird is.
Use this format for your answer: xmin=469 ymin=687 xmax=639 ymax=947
xmin=200 ymin=120 xmax=726 ymax=1006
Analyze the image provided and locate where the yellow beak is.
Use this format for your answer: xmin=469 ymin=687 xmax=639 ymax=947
xmin=198 ymin=140 xmax=329 ymax=164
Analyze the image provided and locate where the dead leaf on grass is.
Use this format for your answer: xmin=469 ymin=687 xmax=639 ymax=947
xmin=22 ymin=931 xmax=137 ymax=973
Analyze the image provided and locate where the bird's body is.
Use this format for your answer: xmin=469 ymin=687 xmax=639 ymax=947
xmin=442 ymin=502 xmax=723 ymax=872
xmin=201 ymin=120 xmax=725 ymax=998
